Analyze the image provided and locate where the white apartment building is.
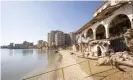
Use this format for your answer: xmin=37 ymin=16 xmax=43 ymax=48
xmin=48 ymin=31 xmax=57 ymax=46
xmin=55 ymin=31 xmax=65 ymax=46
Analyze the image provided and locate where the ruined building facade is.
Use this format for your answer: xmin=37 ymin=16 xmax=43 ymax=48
xmin=75 ymin=0 xmax=133 ymax=54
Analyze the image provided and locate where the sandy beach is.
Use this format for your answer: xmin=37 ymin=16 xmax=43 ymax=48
xmin=24 ymin=49 xmax=133 ymax=80
xmin=58 ymin=50 xmax=133 ymax=80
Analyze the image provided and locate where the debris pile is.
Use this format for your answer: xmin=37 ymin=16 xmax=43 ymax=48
xmin=73 ymin=28 xmax=133 ymax=71
xmin=124 ymin=28 xmax=133 ymax=53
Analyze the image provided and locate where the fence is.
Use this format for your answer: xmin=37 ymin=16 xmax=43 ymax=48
xmin=23 ymin=59 xmax=117 ymax=80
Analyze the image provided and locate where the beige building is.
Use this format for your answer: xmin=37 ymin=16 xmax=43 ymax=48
xmin=36 ymin=40 xmax=47 ymax=49
xmin=48 ymin=31 xmax=76 ymax=47
xmin=55 ymin=31 xmax=65 ymax=46
xmin=47 ymin=31 xmax=57 ymax=47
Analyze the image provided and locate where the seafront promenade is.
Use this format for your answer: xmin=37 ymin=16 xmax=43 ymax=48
xmin=23 ymin=50 xmax=133 ymax=80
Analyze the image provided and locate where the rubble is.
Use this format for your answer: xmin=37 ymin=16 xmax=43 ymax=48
xmin=124 ymin=28 xmax=133 ymax=53
xmin=72 ymin=28 xmax=133 ymax=71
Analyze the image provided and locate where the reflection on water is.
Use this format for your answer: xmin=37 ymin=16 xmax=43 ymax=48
xmin=37 ymin=49 xmax=47 ymax=54
xmin=22 ymin=49 xmax=33 ymax=56
xmin=1 ymin=49 xmax=62 ymax=80
xmin=47 ymin=50 xmax=63 ymax=67
xmin=9 ymin=49 xmax=14 ymax=56
xmin=46 ymin=50 xmax=63 ymax=80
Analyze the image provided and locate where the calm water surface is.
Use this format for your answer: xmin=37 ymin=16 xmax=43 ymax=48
xmin=1 ymin=49 xmax=60 ymax=80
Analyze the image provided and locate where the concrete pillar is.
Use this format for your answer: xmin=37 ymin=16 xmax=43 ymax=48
xmin=128 ymin=14 xmax=133 ymax=28
xmin=105 ymin=25 xmax=110 ymax=38
xmin=131 ymin=14 xmax=133 ymax=28
xmin=131 ymin=20 xmax=133 ymax=28
xmin=131 ymin=2 xmax=133 ymax=28
xmin=93 ymin=29 xmax=96 ymax=40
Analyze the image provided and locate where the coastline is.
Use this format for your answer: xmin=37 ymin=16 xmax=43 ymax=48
xmin=23 ymin=49 xmax=133 ymax=80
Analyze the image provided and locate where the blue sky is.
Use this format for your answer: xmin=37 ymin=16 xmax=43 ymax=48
xmin=1 ymin=1 xmax=103 ymax=45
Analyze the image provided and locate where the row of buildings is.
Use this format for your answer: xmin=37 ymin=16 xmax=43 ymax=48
xmin=36 ymin=40 xmax=47 ymax=49
xmin=47 ymin=30 xmax=76 ymax=47
xmin=1 ymin=40 xmax=47 ymax=49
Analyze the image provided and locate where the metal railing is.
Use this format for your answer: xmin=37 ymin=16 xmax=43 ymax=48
xmin=23 ymin=60 xmax=114 ymax=80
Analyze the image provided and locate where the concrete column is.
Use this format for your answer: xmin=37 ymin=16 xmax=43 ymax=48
xmin=130 ymin=15 xmax=133 ymax=28
xmin=93 ymin=29 xmax=96 ymax=40
xmin=131 ymin=2 xmax=133 ymax=28
xmin=131 ymin=15 xmax=133 ymax=28
xmin=128 ymin=14 xmax=133 ymax=28
xmin=129 ymin=16 xmax=133 ymax=28
xmin=105 ymin=25 xmax=110 ymax=38
xmin=131 ymin=21 xmax=133 ymax=28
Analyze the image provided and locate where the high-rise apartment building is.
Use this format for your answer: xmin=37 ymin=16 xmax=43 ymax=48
xmin=47 ymin=31 xmax=57 ymax=47
xmin=55 ymin=31 xmax=65 ymax=47
xmin=9 ymin=43 xmax=14 ymax=49
xmin=48 ymin=30 xmax=75 ymax=47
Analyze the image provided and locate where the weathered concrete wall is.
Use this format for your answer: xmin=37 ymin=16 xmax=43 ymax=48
xmin=89 ymin=40 xmax=110 ymax=57
xmin=77 ymin=3 xmax=133 ymax=44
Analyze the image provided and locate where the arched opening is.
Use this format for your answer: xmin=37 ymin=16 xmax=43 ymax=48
xmin=86 ymin=29 xmax=93 ymax=39
xmin=96 ymin=25 xmax=106 ymax=39
xmin=109 ymin=14 xmax=131 ymax=37
xmin=109 ymin=14 xmax=131 ymax=52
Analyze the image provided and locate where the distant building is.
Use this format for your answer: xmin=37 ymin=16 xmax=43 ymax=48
xmin=55 ymin=31 xmax=65 ymax=47
xmin=23 ymin=41 xmax=30 ymax=49
xmin=1 ymin=41 xmax=35 ymax=49
xmin=28 ymin=42 xmax=34 ymax=49
xmin=69 ymin=32 xmax=76 ymax=45
xmin=36 ymin=40 xmax=47 ymax=49
xmin=9 ymin=43 xmax=14 ymax=49
xmin=36 ymin=40 xmax=43 ymax=49
xmin=48 ymin=30 xmax=75 ymax=47
xmin=1 ymin=45 xmax=8 ymax=48
xmin=43 ymin=41 xmax=48 ymax=47
xmin=14 ymin=44 xmax=23 ymax=49
xmin=64 ymin=33 xmax=71 ymax=46
xmin=29 ymin=42 xmax=34 ymax=46
xmin=48 ymin=31 xmax=58 ymax=47
xmin=48 ymin=33 xmax=50 ymax=46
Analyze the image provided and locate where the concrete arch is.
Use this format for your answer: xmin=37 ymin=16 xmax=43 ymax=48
xmin=86 ymin=28 xmax=93 ymax=39
xmin=109 ymin=14 xmax=131 ymax=37
xmin=109 ymin=14 xmax=131 ymax=26
xmin=108 ymin=14 xmax=131 ymax=52
xmin=96 ymin=24 xmax=106 ymax=39
xmin=107 ymin=3 xmax=132 ymax=28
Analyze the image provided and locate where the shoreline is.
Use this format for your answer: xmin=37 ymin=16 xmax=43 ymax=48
xmin=23 ymin=49 xmax=133 ymax=80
